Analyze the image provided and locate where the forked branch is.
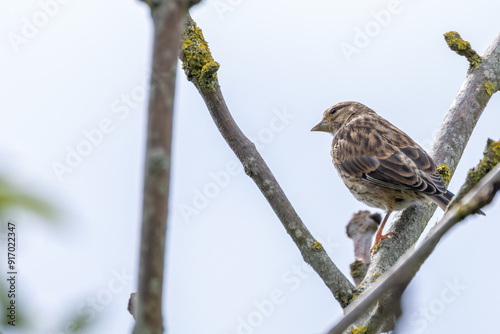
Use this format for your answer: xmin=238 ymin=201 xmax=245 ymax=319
xmin=335 ymin=32 xmax=500 ymax=333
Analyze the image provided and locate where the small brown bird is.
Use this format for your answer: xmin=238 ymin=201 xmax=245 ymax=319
xmin=311 ymin=101 xmax=454 ymax=249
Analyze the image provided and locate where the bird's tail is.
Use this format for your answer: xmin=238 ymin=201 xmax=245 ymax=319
xmin=431 ymin=190 xmax=485 ymax=215
xmin=431 ymin=190 xmax=454 ymax=211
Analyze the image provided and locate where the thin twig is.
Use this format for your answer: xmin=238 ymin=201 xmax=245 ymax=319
xmin=179 ymin=14 xmax=355 ymax=307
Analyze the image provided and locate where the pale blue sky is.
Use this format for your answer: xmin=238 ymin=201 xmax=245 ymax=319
xmin=1 ymin=0 xmax=499 ymax=333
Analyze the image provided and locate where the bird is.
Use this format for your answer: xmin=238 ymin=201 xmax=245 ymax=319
xmin=311 ymin=101 xmax=455 ymax=250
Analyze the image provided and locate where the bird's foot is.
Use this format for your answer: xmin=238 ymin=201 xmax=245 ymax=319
xmin=370 ymin=232 xmax=397 ymax=253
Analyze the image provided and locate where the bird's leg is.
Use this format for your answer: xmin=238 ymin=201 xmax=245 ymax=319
xmin=371 ymin=210 xmax=394 ymax=252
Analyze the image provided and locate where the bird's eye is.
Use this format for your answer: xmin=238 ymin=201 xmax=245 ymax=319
xmin=329 ymin=108 xmax=338 ymax=115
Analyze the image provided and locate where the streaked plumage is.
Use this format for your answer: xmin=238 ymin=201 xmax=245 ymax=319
xmin=311 ymin=101 xmax=454 ymax=248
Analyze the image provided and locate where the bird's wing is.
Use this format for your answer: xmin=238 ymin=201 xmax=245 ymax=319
xmin=333 ymin=116 xmax=447 ymax=197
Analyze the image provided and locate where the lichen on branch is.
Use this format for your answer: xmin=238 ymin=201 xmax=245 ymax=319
xmin=178 ymin=14 xmax=356 ymax=309
xmin=351 ymin=325 xmax=369 ymax=334
xmin=180 ymin=19 xmax=220 ymax=89
xmin=334 ymin=32 xmax=500 ymax=334
xmin=451 ymin=138 xmax=500 ymax=207
xmin=485 ymin=82 xmax=496 ymax=96
xmin=443 ymin=31 xmax=481 ymax=68
xmin=437 ymin=164 xmax=451 ymax=186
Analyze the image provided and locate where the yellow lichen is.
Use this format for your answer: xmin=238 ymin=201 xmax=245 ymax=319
xmin=444 ymin=31 xmax=464 ymax=49
xmin=352 ymin=325 xmax=369 ymax=334
xmin=467 ymin=139 xmax=500 ymax=184
xmin=470 ymin=55 xmax=482 ymax=68
xmin=371 ymin=242 xmax=381 ymax=253
xmin=371 ymin=272 xmax=382 ymax=282
xmin=180 ymin=20 xmax=220 ymax=89
xmin=313 ymin=241 xmax=323 ymax=250
xmin=451 ymin=139 xmax=500 ymax=207
xmin=350 ymin=292 xmax=361 ymax=302
xmin=457 ymin=39 xmax=470 ymax=50
xmin=443 ymin=31 xmax=481 ymax=69
xmin=485 ymin=82 xmax=496 ymax=96
xmin=437 ymin=164 xmax=451 ymax=186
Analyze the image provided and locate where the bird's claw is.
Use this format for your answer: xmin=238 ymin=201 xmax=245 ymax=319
xmin=370 ymin=232 xmax=397 ymax=253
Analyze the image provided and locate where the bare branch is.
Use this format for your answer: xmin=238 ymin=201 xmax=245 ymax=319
xmin=133 ymin=1 xmax=197 ymax=333
xmin=329 ymin=164 xmax=500 ymax=334
xmin=179 ymin=14 xmax=356 ymax=307
xmin=346 ymin=211 xmax=380 ymax=285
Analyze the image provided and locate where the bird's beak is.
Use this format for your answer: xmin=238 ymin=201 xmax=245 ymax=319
xmin=311 ymin=119 xmax=329 ymax=132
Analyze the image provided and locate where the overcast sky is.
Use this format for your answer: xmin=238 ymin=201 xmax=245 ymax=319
xmin=1 ymin=0 xmax=499 ymax=333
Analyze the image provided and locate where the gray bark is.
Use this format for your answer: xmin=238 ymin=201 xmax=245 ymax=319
xmin=335 ymin=32 xmax=500 ymax=334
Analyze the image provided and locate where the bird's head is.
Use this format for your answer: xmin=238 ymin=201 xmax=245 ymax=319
xmin=311 ymin=101 xmax=372 ymax=135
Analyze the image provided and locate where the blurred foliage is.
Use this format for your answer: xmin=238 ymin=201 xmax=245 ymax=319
xmin=0 ymin=177 xmax=55 ymax=330
xmin=0 ymin=178 xmax=55 ymax=219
